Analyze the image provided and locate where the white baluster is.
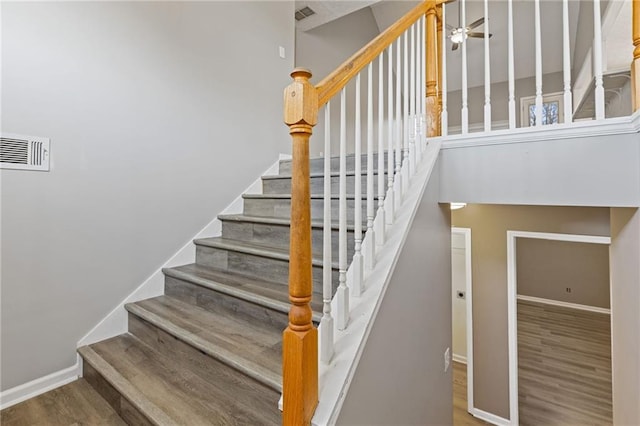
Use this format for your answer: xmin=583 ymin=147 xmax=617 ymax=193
xmin=508 ymin=0 xmax=516 ymax=129
xmin=320 ymin=102 xmax=334 ymax=363
xmin=388 ymin=42 xmax=397 ymax=224
xmin=336 ymin=88 xmax=349 ymax=331
xmin=365 ymin=62 xmax=375 ymax=272
xmin=409 ymin=23 xmax=416 ymax=176
xmin=442 ymin=7 xmax=448 ymax=137
xmin=376 ymin=53 xmax=386 ymax=246
xmin=353 ymin=73 xmax=363 ymax=297
xmin=394 ymin=38 xmax=402 ymax=207
xmin=535 ymin=0 xmax=543 ymax=127
xmin=593 ymin=0 xmax=605 ymax=120
xmin=563 ymin=0 xmax=573 ymax=123
xmin=461 ymin=0 xmax=469 ymax=134
xmin=402 ymin=30 xmax=410 ymax=188
xmin=484 ymin=0 xmax=491 ymax=132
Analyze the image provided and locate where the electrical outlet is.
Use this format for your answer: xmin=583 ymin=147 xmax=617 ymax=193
xmin=566 ymin=287 xmax=572 ymax=293
xmin=444 ymin=347 xmax=451 ymax=372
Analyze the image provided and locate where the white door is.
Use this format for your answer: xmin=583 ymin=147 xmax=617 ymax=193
xmin=452 ymin=232 xmax=467 ymax=362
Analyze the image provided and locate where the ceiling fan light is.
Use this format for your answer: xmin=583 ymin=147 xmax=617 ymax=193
xmin=451 ymin=32 xmax=464 ymax=44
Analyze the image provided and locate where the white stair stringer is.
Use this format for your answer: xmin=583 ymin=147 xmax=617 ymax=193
xmin=313 ymin=140 xmax=442 ymax=425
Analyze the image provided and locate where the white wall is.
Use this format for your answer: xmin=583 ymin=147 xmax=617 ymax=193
xmin=439 ymin=124 xmax=640 ymax=208
xmin=610 ymin=208 xmax=640 ymax=426
xmin=337 ymin=164 xmax=453 ymax=425
xmin=0 ymin=1 xmax=294 ymax=391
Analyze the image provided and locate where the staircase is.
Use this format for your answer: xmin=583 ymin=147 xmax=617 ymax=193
xmin=73 ymin=153 xmax=383 ymax=425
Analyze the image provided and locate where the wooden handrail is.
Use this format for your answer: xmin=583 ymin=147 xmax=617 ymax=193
xmin=316 ymin=0 xmax=439 ymax=107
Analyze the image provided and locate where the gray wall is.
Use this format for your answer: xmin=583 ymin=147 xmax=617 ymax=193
xmin=516 ymin=239 xmax=610 ymax=308
xmin=337 ymin=163 xmax=453 ymax=425
xmin=610 ymin=208 xmax=640 ymax=426
xmin=296 ymin=6 xmax=383 ymax=157
xmin=447 ymin=71 xmax=565 ymax=129
xmin=451 ymin=204 xmax=610 ymax=419
xmin=0 ymin=1 xmax=294 ymax=391
xmin=439 ymin=130 xmax=640 ymax=207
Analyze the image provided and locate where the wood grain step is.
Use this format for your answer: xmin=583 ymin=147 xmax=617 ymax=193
xmin=278 ymin=152 xmax=389 ymax=174
xmin=80 ymin=334 xmax=281 ymax=425
xmin=163 ymin=263 xmax=322 ymax=329
xmin=125 ymin=295 xmax=282 ymax=392
xmin=262 ymin=170 xmax=386 ymax=195
xmin=242 ymin=193 xmax=374 ymax=222
xmin=193 ymin=237 xmax=339 ymax=291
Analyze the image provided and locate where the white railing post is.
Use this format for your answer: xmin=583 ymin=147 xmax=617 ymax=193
xmin=593 ymin=0 xmax=605 ymax=120
xmin=535 ymin=0 xmax=543 ymax=126
xmin=441 ymin=9 xmax=448 ymax=137
xmin=365 ymin=63 xmax=375 ymax=272
xmin=508 ymin=0 xmax=516 ymax=129
xmin=461 ymin=0 xmax=469 ymax=134
xmin=336 ymin=88 xmax=349 ymax=331
xmin=352 ymin=74 xmax=363 ymax=297
xmin=563 ymin=0 xmax=573 ymax=123
xmin=390 ymin=41 xmax=398 ymax=222
xmin=409 ymin=23 xmax=417 ymax=176
xmin=402 ymin=29 xmax=410 ymax=188
xmin=484 ymin=0 xmax=491 ymax=132
xmin=320 ymin=102 xmax=334 ymax=364
xmin=389 ymin=36 xmax=404 ymax=211
xmin=376 ymin=53 xmax=386 ymax=246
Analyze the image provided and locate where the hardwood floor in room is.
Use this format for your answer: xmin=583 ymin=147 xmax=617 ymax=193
xmin=453 ymin=361 xmax=489 ymax=426
xmin=518 ymin=299 xmax=612 ymax=426
xmin=0 ymin=378 xmax=126 ymax=426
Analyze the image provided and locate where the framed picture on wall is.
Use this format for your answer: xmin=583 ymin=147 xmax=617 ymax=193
xmin=520 ymin=92 xmax=564 ymax=127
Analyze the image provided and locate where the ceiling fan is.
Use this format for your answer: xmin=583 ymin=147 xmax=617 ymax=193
xmin=448 ymin=15 xmax=493 ymax=51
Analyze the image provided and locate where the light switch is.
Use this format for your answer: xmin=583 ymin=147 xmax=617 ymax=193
xmin=279 ymin=46 xmax=286 ymax=59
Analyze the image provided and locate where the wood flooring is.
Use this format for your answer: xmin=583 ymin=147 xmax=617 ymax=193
xmin=518 ymin=299 xmax=612 ymax=426
xmin=453 ymin=361 xmax=489 ymax=426
xmin=0 ymin=379 xmax=126 ymax=426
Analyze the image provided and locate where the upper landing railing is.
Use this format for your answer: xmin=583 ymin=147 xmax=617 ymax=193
xmin=282 ymin=0 xmax=639 ymax=424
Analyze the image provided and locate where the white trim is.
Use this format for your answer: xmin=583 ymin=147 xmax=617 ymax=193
xmin=452 ymin=227 xmax=473 ymax=413
xmin=470 ymin=408 xmax=512 ymax=426
xmin=452 ymin=353 xmax=467 ymax=364
xmin=0 ymin=357 xmax=81 ymax=409
xmin=516 ymin=294 xmax=611 ymax=315
xmin=311 ymin=141 xmax=442 ymax=425
xmin=506 ymin=230 xmax=611 ymax=426
xmin=439 ymin=109 xmax=640 ymax=150
xmin=447 ymin=120 xmax=509 ymax=135
xmin=77 ymin=157 xmax=284 ymax=347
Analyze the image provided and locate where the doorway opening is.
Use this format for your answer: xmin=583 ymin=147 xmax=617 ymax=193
xmin=507 ymin=231 xmax=612 ymax=425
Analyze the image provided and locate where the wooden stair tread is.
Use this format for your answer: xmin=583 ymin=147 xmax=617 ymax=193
xmin=193 ymin=237 xmax=339 ymax=269
xmin=242 ymin=193 xmax=380 ymax=200
xmin=262 ymin=170 xmax=385 ymax=180
xmin=126 ymin=295 xmax=282 ymax=391
xmin=163 ymin=264 xmax=323 ymax=322
xmin=0 ymin=379 xmax=127 ymax=426
xmin=80 ymin=334 xmax=280 ymax=425
xmin=218 ymin=213 xmax=359 ymax=230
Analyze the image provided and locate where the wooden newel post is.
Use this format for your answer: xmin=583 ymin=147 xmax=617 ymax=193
xmin=632 ymin=0 xmax=640 ymax=111
xmin=282 ymin=67 xmax=319 ymax=426
xmin=425 ymin=2 xmax=439 ymax=137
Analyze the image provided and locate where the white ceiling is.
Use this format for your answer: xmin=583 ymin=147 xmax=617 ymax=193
xmin=297 ymin=0 xmax=633 ymax=92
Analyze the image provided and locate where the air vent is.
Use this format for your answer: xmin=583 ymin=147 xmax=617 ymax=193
xmin=1 ymin=134 xmax=50 ymax=171
xmin=295 ymin=6 xmax=316 ymax=21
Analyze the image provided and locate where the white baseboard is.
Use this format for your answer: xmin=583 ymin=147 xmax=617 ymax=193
xmin=452 ymin=353 xmax=467 ymax=364
xmin=516 ymin=294 xmax=611 ymax=315
xmin=0 ymin=357 xmax=81 ymax=410
xmin=470 ymin=407 xmax=512 ymax=426
xmin=77 ymin=156 xmax=283 ymax=348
